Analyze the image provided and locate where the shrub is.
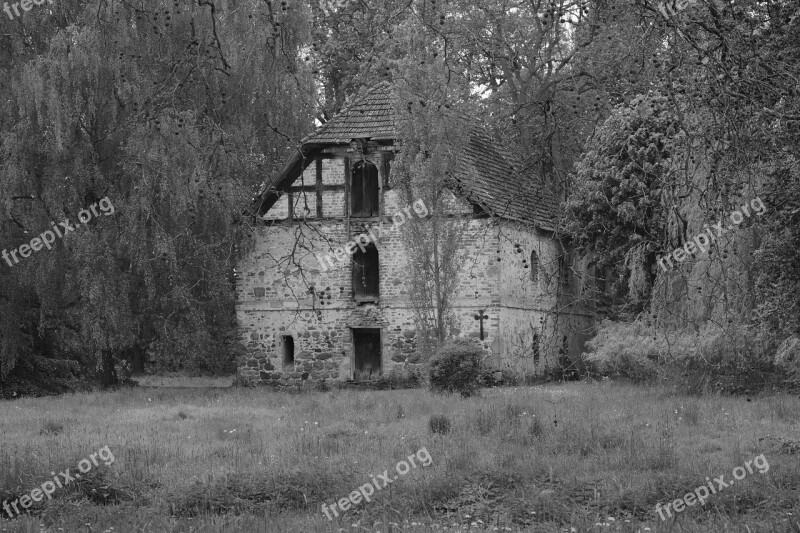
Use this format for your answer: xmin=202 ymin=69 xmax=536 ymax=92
xmin=581 ymin=320 xmax=783 ymax=391
xmin=481 ymin=366 xmax=502 ymax=387
xmin=613 ymin=351 xmax=658 ymax=383
xmin=114 ymin=359 xmax=134 ymax=383
xmin=428 ymin=339 xmax=484 ymax=397
xmin=428 ymin=414 xmax=452 ymax=435
xmin=581 ymin=320 xmax=666 ymax=383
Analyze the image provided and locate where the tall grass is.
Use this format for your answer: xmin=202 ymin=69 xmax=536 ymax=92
xmin=0 ymin=382 xmax=798 ymax=532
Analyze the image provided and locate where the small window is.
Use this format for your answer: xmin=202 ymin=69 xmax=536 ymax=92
xmin=530 ymin=250 xmax=539 ymax=283
xmin=282 ymin=335 xmax=295 ymax=367
xmin=533 ymin=333 xmax=540 ymax=366
xmin=353 ymin=243 xmax=379 ymax=301
xmin=382 ymin=153 xmax=394 ymax=190
xmin=351 ymin=161 xmax=379 ymax=217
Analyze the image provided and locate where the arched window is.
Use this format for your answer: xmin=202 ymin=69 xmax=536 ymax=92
xmin=530 ymin=250 xmax=539 ymax=283
xmin=351 ymin=161 xmax=379 ymax=217
xmin=353 ymin=243 xmax=379 ymax=301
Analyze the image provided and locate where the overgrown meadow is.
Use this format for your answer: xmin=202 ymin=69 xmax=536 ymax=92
xmin=1 ymin=382 xmax=799 ymax=532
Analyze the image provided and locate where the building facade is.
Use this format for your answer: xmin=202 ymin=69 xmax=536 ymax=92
xmin=236 ymin=82 xmax=595 ymax=386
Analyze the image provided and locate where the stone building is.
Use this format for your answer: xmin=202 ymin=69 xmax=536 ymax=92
xmin=236 ymin=82 xmax=596 ymax=386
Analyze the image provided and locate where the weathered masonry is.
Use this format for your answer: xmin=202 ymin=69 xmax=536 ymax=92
xmin=236 ymin=82 xmax=596 ymax=386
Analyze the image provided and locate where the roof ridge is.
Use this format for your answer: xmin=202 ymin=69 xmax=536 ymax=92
xmin=337 ymin=81 xmax=393 ymax=115
xmin=300 ymin=80 xmax=397 ymax=146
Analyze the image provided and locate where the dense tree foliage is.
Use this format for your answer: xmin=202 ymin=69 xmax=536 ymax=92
xmin=1 ymin=0 xmax=796 ymax=393
xmin=565 ymin=93 xmax=679 ymax=312
xmin=565 ymin=0 xmax=800 ymax=333
xmin=0 ymin=0 xmax=314 ymax=391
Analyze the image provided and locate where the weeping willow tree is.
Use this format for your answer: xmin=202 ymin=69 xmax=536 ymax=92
xmin=0 ymin=0 xmax=315 ymax=391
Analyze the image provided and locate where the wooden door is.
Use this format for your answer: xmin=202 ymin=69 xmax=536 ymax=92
xmin=353 ymin=328 xmax=381 ymax=381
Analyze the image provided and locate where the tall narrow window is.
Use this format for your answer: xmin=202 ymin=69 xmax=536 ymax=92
xmin=282 ymin=335 xmax=295 ymax=368
xmin=381 ymin=153 xmax=394 ymax=190
xmin=533 ymin=333 xmax=540 ymax=366
xmin=352 ymin=243 xmax=379 ymax=301
xmin=315 ymin=158 xmax=323 ymax=218
xmin=530 ymin=250 xmax=539 ymax=283
xmin=558 ymin=245 xmax=572 ymax=288
xmin=350 ymin=161 xmax=379 ymax=217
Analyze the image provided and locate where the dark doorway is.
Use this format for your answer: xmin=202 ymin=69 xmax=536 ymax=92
xmin=353 ymin=328 xmax=381 ymax=381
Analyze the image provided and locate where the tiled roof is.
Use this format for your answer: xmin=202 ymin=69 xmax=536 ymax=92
xmin=256 ymin=82 xmax=558 ymax=229
xmin=454 ymin=128 xmax=559 ymax=231
xmin=302 ymin=81 xmax=396 ymax=144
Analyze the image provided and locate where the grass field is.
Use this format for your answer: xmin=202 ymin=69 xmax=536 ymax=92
xmin=1 ymin=381 xmax=799 ymax=532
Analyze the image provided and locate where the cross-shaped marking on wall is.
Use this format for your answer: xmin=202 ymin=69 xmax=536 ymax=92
xmin=474 ymin=309 xmax=489 ymax=340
